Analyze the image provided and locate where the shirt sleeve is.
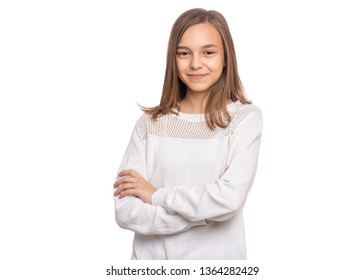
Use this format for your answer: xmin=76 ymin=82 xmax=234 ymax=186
xmin=151 ymin=108 xmax=263 ymax=222
xmin=114 ymin=116 xmax=206 ymax=235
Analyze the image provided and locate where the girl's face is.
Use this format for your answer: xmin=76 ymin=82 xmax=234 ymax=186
xmin=176 ymin=22 xmax=225 ymax=97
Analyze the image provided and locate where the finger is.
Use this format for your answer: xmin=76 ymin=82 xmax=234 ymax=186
xmin=113 ymin=179 xmax=122 ymax=188
xmin=117 ymin=169 xmax=133 ymax=177
xmin=114 ymin=186 xmax=125 ymax=196
xmin=113 ymin=176 xmax=137 ymax=188
xmin=118 ymin=169 xmax=140 ymax=178
xmin=114 ymin=182 xmax=137 ymax=196
xmin=114 ymin=188 xmax=121 ymax=196
xmin=119 ymin=188 xmax=138 ymax=199
xmin=114 ymin=184 xmax=131 ymax=196
xmin=119 ymin=182 xmax=137 ymax=192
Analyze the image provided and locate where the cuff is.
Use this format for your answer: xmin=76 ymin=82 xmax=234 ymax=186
xmin=151 ymin=188 xmax=169 ymax=207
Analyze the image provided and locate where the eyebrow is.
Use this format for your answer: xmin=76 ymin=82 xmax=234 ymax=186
xmin=177 ymin=44 xmax=219 ymax=49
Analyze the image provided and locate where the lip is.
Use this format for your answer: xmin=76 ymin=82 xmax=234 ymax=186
xmin=187 ymin=74 xmax=208 ymax=80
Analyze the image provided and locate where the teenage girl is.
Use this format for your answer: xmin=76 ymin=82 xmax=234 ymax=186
xmin=114 ymin=8 xmax=263 ymax=260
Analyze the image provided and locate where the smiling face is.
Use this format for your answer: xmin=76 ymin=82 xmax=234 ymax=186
xmin=176 ymin=22 xmax=225 ymax=97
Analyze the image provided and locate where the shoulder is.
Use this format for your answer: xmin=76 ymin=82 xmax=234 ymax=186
xmin=134 ymin=112 xmax=173 ymax=139
xmin=136 ymin=112 xmax=153 ymax=125
xmin=229 ymin=101 xmax=262 ymax=123
xmin=227 ymin=102 xmax=263 ymax=135
xmin=134 ymin=113 xmax=152 ymax=140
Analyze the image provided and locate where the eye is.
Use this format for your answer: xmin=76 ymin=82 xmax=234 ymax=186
xmin=204 ymin=50 xmax=215 ymax=56
xmin=176 ymin=51 xmax=190 ymax=58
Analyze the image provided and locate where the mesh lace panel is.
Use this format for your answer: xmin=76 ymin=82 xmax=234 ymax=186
xmin=137 ymin=104 xmax=258 ymax=140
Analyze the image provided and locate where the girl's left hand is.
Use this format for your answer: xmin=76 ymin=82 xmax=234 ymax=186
xmin=113 ymin=169 xmax=157 ymax=204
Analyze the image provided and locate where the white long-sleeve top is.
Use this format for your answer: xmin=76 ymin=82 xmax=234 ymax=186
xmin=114 ymin=101 xmax=263 ymax=259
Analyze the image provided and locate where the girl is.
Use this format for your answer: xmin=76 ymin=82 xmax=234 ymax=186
xmin=113 ymin=8 xmax=263 ymax=260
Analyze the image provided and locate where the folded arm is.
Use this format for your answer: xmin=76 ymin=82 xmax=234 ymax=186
xmin=151 ymin=109 xmax=263 ymax=222
xmin=114 ymin=119 xmax=206 ymax=235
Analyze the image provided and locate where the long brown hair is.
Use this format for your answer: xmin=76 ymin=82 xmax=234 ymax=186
xmin=141 ymin=8 xmax=251 ymax=129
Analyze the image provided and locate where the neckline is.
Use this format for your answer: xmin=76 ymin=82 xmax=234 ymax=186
xmin=173 ymin=100 xmax=241 ymax=122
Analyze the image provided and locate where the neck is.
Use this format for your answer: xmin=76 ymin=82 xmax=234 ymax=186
xmin=179 ymin=91 xmax=209 ymax=114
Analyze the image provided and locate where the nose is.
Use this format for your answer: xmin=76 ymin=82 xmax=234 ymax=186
xmin=190 ymin=55 xmax=203 ymax=70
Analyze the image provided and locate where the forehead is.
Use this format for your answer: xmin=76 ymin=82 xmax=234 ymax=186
xmin=178 ymin=22 xmax=223 ymax=47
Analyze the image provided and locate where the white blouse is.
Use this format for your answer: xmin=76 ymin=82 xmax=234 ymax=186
xmin=114 ymin=101 xmax=263 ymax=259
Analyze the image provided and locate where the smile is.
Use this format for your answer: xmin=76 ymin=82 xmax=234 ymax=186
xmin=187 ymin=74 xmax=208 ymax=80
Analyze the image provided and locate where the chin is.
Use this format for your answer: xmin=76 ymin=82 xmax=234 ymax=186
xmin=186 ymin=85 xmax=211 ymax=93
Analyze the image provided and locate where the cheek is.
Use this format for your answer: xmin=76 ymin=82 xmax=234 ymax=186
xmin=176 ymin=60 xmax=189 ymax=73
xmin=209 ymin=58 xmax=225 ymax=72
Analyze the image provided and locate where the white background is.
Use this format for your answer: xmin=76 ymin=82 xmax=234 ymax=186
xmin=1 ymin=0 xmax=363 ymax=279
